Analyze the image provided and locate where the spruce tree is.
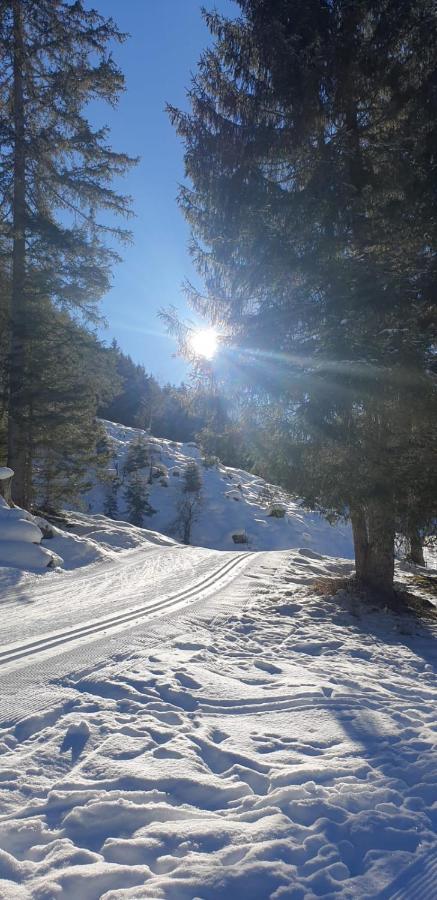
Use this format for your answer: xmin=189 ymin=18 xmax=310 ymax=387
xmin=123 ymin=435 xmax=150 ymax=476
xmin=99 ymin=344 xmax=161 ymax=431
xmin=124 ymin=473 xmax=155 ymax=527
xmin=183 ymin=461 xmax=202 ymax=494
xmin=30 ymin=302 xmax=118 ymax=510
xmin=1 ymin=0 xmax=136 ymax=506
xmin=169 ymin=0 xmax=437 ymax=597
xmin=103 ymin=477 xmax=120 ymax=520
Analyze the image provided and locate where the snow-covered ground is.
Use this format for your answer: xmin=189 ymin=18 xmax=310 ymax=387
xmin=0 ymin=548 xmax=436 ymax=899
xmin=0 ymin=424 xmax=435 ymax=898
xmin=86 ymin=420 xmax=354 ymax=557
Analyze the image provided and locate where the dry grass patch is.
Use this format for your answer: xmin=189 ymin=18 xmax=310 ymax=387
xmin=312 ymin=575 xmax=437 ymax=620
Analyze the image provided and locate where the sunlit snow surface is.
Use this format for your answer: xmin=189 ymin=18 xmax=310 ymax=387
xmin=0 ymin=550 xmax=436 ymax=898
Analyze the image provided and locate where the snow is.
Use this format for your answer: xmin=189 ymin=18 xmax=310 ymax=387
xmin=0 ymin=498 xmax=62 ymax=573
xmin=0 ymin=467 xmax=14 ymax=481
xmin=0 ymin=549 xmax=435 ymax=898
xmin=0 ymin=420 xmax=435 ymax=898
xmin=85 ymin=420 xmax=354 ymax=557
xmin=0 ymin=502 xmax=177 ymax=591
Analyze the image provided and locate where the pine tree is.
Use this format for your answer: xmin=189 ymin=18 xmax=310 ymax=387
xmin=30 ymin=302 xmax=119 ymax=510
xmin=124 ymin=473 xmax=155 ymax=527
xmin=123 ymin=435 xmax=150 ymax=476
xmin=99 ymin=343 xmax=161 ymax=431
xmin=169 ymin=0 xmax=437 ymax=598
xmin=103 ymin=476 xmax=120 ymax=520
xmin=1 ymin=0 xmax=136 ymax=506
xmin=183 ymin=461 xmax=202 ymax=494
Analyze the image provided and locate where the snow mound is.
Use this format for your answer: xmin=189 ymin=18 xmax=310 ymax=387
xmin=47 ymin=511 xmax=176 ymax=571
xmin=85 ymin=420 xmax=354 ymax=557
xmin=0 ymin=497 xmax=62 ymax=573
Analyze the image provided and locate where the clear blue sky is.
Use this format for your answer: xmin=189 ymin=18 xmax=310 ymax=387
xmin=90 ymin=0 xmax=237 ymax=384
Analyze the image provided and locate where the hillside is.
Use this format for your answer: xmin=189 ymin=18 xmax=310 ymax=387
xmin=87 ymin=420 xmax=354 ymax=557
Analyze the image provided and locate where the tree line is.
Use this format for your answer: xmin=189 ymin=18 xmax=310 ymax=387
xmin=0 ymin=0 xmax=235 ymax=511
xmin=0 ymin=0 xmax=136 ymax=508
xmin=168 ymin=0 xmax=437 ymax=597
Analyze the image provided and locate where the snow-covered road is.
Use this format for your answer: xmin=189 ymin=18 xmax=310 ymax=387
xmin=0 ymin=545 xmax=258 ymax=729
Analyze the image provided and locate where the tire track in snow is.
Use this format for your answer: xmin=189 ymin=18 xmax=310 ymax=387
xmin=0 ymin=553 xmax=249 ymax=670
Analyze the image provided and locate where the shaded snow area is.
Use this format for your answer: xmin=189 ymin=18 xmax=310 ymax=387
xmin=0 ymin=550 xmax=436 ymax=899
xmin=86 ymin=420 xmax=354 ymax=557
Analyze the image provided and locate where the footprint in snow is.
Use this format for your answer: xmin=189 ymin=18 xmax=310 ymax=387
xmin=60 ymin=721 xmax=90 ymax=762
xmin=254 ymin=660 xmax=282 ymax=675
xmin=175 ymin=672 xmax=202 ymax=690
xmin=277 ymin=603 xmax=302 ymax=616
xmin=153 ymin=747 xmax=183 ymax=759
xmin=210 ymin=728 xmax=228 ymax=744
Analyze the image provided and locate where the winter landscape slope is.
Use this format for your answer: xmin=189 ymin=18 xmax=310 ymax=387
xmin=0 ymin=417 xmax=353 ymax=585
xmin=86 ymin=420 xmax=354 ymax=557
xmin=0 ymin=421 xmax=435 ymax=899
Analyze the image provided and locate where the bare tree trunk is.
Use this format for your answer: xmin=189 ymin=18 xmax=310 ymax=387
xmin=352 ymin=500 xmax=395 ymax=597
xmin=351 ymin=505 xmax=368 ymax=582
xmin=408 ymin=529 xmax=425 ymax=567
xmin=0 ymin=470 xmax=14 ymax=505
xmin=8 ymin=0 xmax=28 ymax=507
xmin=354 ymin=500 xmax=395 ymax=596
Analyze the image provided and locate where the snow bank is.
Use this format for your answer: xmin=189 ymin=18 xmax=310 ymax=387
xmin=0 ymin=497 xmax=62 ymax=573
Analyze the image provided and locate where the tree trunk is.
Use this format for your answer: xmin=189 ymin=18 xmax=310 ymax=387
xmin=351 ymin=505 xmax=368 ymax=581
xmin=8 ymin=0 xmax=28 ymax=508
xmin=408 ymin=529 xmax=425 ymax=567
xmin=354 ymin=500 xmax=395 ymax=597
xmin=0 ymin=469 xmax=14 ymax=506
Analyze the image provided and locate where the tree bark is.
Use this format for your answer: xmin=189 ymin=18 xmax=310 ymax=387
xmin=352 ymin=500 xmax=396 ymax=597
xmin=0 ymin=470 xmax=14 ymax=506
xmin=8 ymin=0 xmax=28 ymax=508
xmin=351 ymin=505 xmax=368 ymax=581
xmin=408 ymin=529 xmax=425 ymax=567
xmin=355 ymin=500 xmax=395 ymax=596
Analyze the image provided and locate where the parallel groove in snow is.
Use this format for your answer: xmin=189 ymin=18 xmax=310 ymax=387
xmin=0 ymin=553 xmax=248 ymax=668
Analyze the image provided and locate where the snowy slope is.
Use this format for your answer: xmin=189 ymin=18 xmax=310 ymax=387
xmin=86 ymin=420 xmax=354 ymax=557
xmin=0 ymin=549 xmax=436 ymax=899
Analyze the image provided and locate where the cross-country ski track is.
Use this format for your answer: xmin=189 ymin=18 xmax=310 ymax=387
xmin=0 ymin=545 xmax=263 ymax=729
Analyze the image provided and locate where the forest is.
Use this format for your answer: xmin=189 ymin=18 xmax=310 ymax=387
xmin=0 ymin=4 xmax=437 ymax=899
xmin=1 ymin=0 xmax=436 ymax=601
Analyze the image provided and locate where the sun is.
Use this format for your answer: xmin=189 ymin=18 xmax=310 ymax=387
xmin=189 ymin=327 xmax=219 ymax=360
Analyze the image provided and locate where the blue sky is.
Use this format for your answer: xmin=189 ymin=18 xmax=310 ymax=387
xmin=90 ymin=0 xmax=237 ymax=384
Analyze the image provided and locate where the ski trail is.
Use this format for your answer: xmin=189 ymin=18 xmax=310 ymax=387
xmin=0 ymin=553 xmax=249 ymax=670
